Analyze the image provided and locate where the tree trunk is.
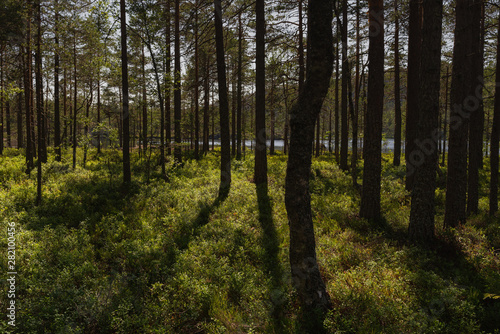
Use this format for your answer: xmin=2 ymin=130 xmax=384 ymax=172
xmin=360 ymin=0 xmax=384 ymax=221
xmin=444 ymin=0 xmax=482 ymax=228
xmin=441 ymin=67 xmax=449 ymax=167
xmin=141 ymin=43 xmax=147 ymax=154
xmin=120 ymin=0 xmax=131 ymax=184
xmin=165 ymin=0 xmax=171 ymax=156
xmin=236 ymin=11 xmax=243 ymax=160
xmin=254 ymin=0 xmax=267 ymax=186
xmin=405 ymin=0 xmax=422 ymax=191
xmin=214 ymin=0 xmax=231 ymax=197
xmin=35 ymin=0 xmax=43 ymax=203
xmin=203 ymin=54 xmax=210 ymax=154
xmin=490 ymin=13 xmax=500 ymax=216
xmin=194 ymin=2 xmax=200 ymax=160
xmin=54 ymin=1 xmax=61 ymax=161
xmin=393 ymin=0 xmax=402 ymax=166
xmin=0 ymin=50 xmax=4 ymax=156
xmin=408 ymin=0 xmax=443 ymax=243
xmin=298 ymin=0 xmax=304 ymax=92
xmin=467 ymin=0 xmax=485 ymax=216
xmin=24 ymin=1 xmax=34 ymax=171
xmin=72 ymin=35 xmax=77 ymax=169
xmin=335 ymin=26 xmax=340 ymax=163
xmin=285 ymin=0 xmax=333 ymax=330
xmin=340 ymin=0 xmax=349 ymax=171
xmin=174 ymin=0 xmax=182 ymax=163
xmin=17 ymin=92 xmax=23 ymax=149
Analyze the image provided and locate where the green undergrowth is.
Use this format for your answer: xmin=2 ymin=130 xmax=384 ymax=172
xmin=0 ymin=149 xmax=499 ymax=333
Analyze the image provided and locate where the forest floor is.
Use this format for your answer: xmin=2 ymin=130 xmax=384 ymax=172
xmin=1 ymin=148 xmax=500 ymax=333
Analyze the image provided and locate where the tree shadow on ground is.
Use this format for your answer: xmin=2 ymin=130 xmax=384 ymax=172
xmin=256 ymin=183 xmax=288 ymax=333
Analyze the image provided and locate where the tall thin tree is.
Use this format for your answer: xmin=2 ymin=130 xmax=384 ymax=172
xmin=35 ymin=0 xmax=43 ymax=203
xmin=339 ymin=0 xmax=349 ymax=171
xmin=120 ymin=0 xmax=131 ymax=184
xmin=405 ymin=0 xmax=422 ymax=191
xmin=393 ymin=0 xmax=402 ymax=166
xmin=490 ymin=13 xmax=500 ymax=216
xmin=214 ymin=0 xmax=231 ymax=197
xmin=285 ymin=0 xmax=334 ymax=330
xmin=174 ymin=0 xmax=182 ymax=163
xmin=467 ymin=0 xmax=485 ymax=216
xmin=360 ymin=0 xmax=384 ymax=221
xmin=254 ymin=0 xmax=267 ymax=186
xmin=54 ymin=0 xmax=61 ymax=161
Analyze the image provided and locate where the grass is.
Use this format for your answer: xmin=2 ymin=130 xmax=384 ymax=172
xmin=0 ymin=148 xmax=499 ymax=333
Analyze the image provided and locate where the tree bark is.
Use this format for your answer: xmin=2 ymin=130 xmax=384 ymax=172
xmin=35 ymin=0 xmax=43 ymax=203
xmin=54 ymin=0 xmax=61 ymax=161
xmin=24 ymin=1 xmax=34 ymax=171
xmin=408 ymin=0 xmax=443 ymax=243
xmin=467 ymin=0 xmax=485 ymax=216
xmin=393 ymin=0 xmax=402 ymax=166
xmin=236 ymin=11 xmax=243 ymax=160
xmin=214 ymin=0 xmax=231 ymax=197
xmin=174 ymin=0 xmax=182 ymax=163
xmin=165 ymin=0 xmax=171 ymax=156
xmin=335 ymin=26 xmax=340 ymax=163
xmin=120 ymin=0 xmax=131 ymax=184
xmin=360 ymin=0 xmax=384 ymax=221
xmin=254 ymin=0 xmax=267 ymax=186
xmin=194 ymin=2 xmax=200 ymax=160
xmin=490 ymin=12 xmax=500 ymax=216
xmin=141 ymin=43 xmax=147 ymax=154
xmin=405 ymin=0 xmax=422 ymax=191
xmin=339 ymin=0 xmax=349 ymax=171
xmin=17 ymin=92 xmax=23 ymax=149
xmin=72 ymin=35 xmax=77 ymax=169
xmin=285 ymin=0 xmax=333 ymax=330
xmin=444 ymin=0 xmax=482 ymax=228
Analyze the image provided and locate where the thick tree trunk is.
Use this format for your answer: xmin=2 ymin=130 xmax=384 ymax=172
xmin=360 ymin=0 xmax=384 ymax=221
xmin=120 ymin=0 xmax=131 ymax=183
xmin=490 ymin=14 xmax=500 ymax=216
xmin=405 ymin=0 xmax=422 ymax=191
xmin=393 ymin=0 xmax=402 ymax=166
xmin=214 ymin=0 xmax=231 ymax=197
xmin=408 ymin=0 xmax=443 ymax=243
xmin=254 ymin=0 xmax=267 ymax=186
xmin=444 ymin=0 xmax=482 ymax=228
xmin=285 ymin=0 xmax=333 ymax=330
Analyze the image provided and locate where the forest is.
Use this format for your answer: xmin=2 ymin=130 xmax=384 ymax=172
xmin=1 ymin=0 xmax=500 ymax=332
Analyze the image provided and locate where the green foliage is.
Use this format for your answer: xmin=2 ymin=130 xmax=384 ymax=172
xmin=0 ymin=151 xmax=499 ymax=333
